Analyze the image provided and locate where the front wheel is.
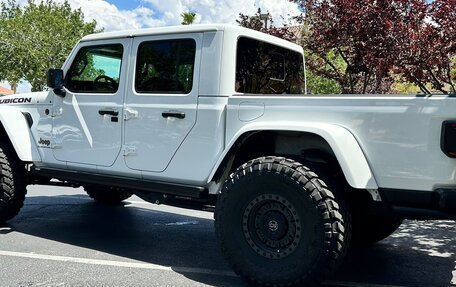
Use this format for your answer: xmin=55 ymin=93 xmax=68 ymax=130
xmin=215 ymin=157 xmax=351 ymax=287
xmin=0 ymin=143 xmax=27 ymax=223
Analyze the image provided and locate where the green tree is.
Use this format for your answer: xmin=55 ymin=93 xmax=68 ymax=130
xmin=0 ymin=1 xmax=22 ymax=92
xmin=306 ymin=71 xmax=341 ymax=94
xmin=181 ymin=11 xmax=196 ymax=25
xmin=0 ymin=0 xmax=100 ymax=92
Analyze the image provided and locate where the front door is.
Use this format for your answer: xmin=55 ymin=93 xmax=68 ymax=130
xmin=52 ymin=39 xmax=130 ymax=167
xmin=124 ymin=33 xmax=202 ymax=172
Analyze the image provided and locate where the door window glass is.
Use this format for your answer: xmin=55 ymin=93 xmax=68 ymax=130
xmin=135 ymin=39 xmax=196 ymax=94
xmin=66 ymin=44 xmax=123 ymax=93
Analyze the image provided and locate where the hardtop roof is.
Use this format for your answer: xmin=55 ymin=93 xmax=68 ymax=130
xmin=80 ymin=24 xmax=303 ymax=53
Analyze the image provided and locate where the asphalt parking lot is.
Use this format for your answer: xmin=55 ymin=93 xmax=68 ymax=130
xmin=1 ymin=185 xmax=455 ymax=287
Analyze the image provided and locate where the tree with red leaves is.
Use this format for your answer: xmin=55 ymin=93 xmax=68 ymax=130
xmin=292 ymin=0 xmax=455 ymax=94
xmin=392 ymin=0 xmax=456 ymax=94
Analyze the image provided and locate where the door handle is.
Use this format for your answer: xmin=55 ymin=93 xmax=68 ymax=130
xmin=162 ymin=111 xmax=185 ymax=119
xmin=99 ymin=109 xmax=119 ymax=116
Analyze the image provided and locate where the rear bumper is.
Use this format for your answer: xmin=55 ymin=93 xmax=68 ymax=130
xmin=372 ymin=188 xmax=456 ymax=220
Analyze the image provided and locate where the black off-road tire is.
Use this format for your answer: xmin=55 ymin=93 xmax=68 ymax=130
xmin=84 ymin=185 xmax=132 ymax=204
xmin=214 ymin=156 xmax=351 ymax=287
xmin=352 ymin=215 xmax=402 ymax=245
xmin=0 ymin=142 xmax=27 ymax=223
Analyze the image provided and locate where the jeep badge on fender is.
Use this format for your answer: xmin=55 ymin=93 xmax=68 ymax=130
xmin=38 ymin=138 xmax=50 ymax=146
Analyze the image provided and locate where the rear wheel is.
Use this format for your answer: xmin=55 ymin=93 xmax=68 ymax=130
xmin=84 ymin=185 xmax=132 ymax=204
xmin=215 ymin=156 xmax=351 ymax=287
xmin=0 ymin=142 xmax=27 ymax=223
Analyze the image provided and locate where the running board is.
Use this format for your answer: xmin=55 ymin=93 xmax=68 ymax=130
xmin=31 ymin=167 xmax=207 ymax=199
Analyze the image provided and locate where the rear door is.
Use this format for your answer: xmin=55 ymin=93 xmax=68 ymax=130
xmin=124 ymin=33 xmax=201 ymax=172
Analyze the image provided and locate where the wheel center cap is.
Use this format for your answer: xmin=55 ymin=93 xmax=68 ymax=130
xmin=268 ymin=220 xmax=279 ymax=232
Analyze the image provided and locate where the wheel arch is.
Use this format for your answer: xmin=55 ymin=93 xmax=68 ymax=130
xmin=209 ymin=122 xmax=378 ymax=191
xmin=0 ymin=108 xmax=41 ymax=162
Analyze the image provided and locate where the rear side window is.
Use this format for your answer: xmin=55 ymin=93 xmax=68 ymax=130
xmin=66 ymin=44 xmax=123 ymax=93
xmin=236 ymin=37 xmax=305 ymax=94
xmin=135 ymin=39 xmax=196 ymax=94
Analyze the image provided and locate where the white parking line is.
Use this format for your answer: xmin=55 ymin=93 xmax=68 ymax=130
xmin=0 ymin=250 xmax=412 ymax=287
xmin=452 ymin=267 xmax=456 ymax=285
xmin=0 ymin=250 xmax=235 ymax=277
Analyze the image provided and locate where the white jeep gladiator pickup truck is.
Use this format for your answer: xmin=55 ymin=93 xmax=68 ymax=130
xmin=1 ymin=24 xmax=455 ymax=286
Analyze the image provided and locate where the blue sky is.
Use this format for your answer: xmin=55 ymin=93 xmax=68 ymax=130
xmin=17 ymin=0 xmax=300 ymax=31
xmin=105 ymin=0 xmax=140 ymax=10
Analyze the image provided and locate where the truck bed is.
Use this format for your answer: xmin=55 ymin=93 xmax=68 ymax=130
xmin=226 ymin=94 xmax=456 ymax=192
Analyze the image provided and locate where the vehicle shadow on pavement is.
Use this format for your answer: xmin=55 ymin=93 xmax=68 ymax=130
xmin=5 ymin=195 xmax=456 ymax=287
xmin=333 ymin=220 xmax=456 ymax=287
xmin=7 ymin=195 xmax=246 ymax=287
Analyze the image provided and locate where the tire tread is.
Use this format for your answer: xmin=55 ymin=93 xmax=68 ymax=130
xmin=0 ymin=143 xmax=27 ymax=223
xmin=215 ymin=156 xmax=349 ymax=287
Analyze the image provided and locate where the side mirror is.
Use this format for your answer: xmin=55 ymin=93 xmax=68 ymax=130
xmin=47 ymin=68 xmax=64 ymax=89
xmin=47 ymin=68 xmax=66 ymax=97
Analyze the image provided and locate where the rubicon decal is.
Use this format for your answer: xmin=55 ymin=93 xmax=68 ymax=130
xmin=0 ymin=97 xmax=32 ymax=104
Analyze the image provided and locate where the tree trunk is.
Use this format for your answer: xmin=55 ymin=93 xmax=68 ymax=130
xmin=10 ymin=82 xmax=17 ymax=94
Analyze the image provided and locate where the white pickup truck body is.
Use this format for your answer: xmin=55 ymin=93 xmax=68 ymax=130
xmin=1 ymin=24 xmax=455 ymax=286
xmin=8 ymin=91 xmax=455 ymax=201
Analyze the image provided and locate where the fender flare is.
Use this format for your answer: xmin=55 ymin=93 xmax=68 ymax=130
xmin=209 ymin=122 xmax=378 ymax=189
xmin=0 ymin=108 xmax=41 ymax=162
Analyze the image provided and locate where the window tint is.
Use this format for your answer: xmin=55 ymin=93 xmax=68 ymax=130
xmin=236 ymin=37 xmax=305 ymax=94
xmin=66 ymin=44 xmax=123 ymax=93
xmin=135 ymin=39 xmax=196 ymax=94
